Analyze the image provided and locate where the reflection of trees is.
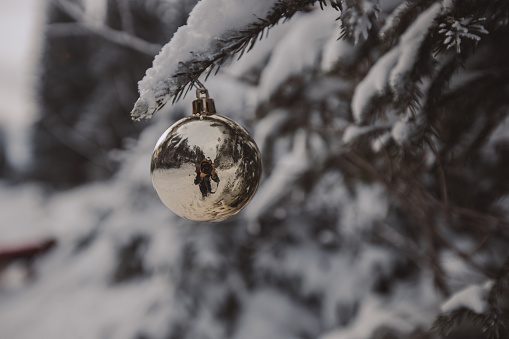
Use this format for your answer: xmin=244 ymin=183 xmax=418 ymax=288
xmin=152 ymin=116 xmax=261 ymax=209
xmin=151 ymin=122 xmax=204 ymax=171
xmin=213 ymin=117 xmax=261 ymax=207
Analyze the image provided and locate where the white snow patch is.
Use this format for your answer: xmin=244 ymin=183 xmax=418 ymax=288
xmin=226 ymin=21 xmax=294 ymax=78
xmin=443 ymin=0 xmax=455 ymax=11
xmin=254 ymin=109 xmax=289 ymax=152
xmin=352 ymin=47 xmax=400 ymax=122
xmin=343 ymin=0 xmax=380 ymax=44
xmin=371 ymin=132 xmax=391 ymax=152
xmin=379 ymin=1 xmax=409 ymax=38
xmin=389 ymin=2 xmax=441 ymax=93
xmin=321 ymin=274 xmax=440 ymax=339
xmin=83 ymin=0 xmax=107 ymax=24
xmin=486 ymin=114 xmax=509 ymax=148
xmin=234 ymin=289 xmax=318 ymax=339
xmin=352 ymin=2 xmax=441 ymax=123
xmin=343 ymin=125 xmax=372 ymax=143
xmin=321 ymin=23 xmax=356 ymax=72
xmin=137 ymin=0 xmax=278 ymax=115
xmin=391 ymin=119 xmax=412 ymax=144
xmin=322 ymin=297 xmax=414 ymax=339
xmin=244 ymin=129 xmax=309 ymax=220
xmin=340 ymin=183 xmax=388 ymax=237
xmin=257 ymin=9 xmax=338 ymax=101
xmin=441 ymin=280 xmax=493 ymax=314
xmin=0 ymin=0 xmax=45 ymax=169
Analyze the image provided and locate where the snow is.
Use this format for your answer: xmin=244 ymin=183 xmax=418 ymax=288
xmin=441 ymin=281 xmax=494 ymax=314
xmin=343 ymin=125 xmax=373 ymax=143
xmin=0 ymin=0 xmax=45 ymax=169
xmin=439 ymin=18 xmax=488 ymax=53
xmin=257 ymin=9 xmax=338 ymax=101
xmin=321 ymin=23 xmax=356 ymax=72
xmin=443 ymin=0 xmax=455 ymax=11
xmin=391 ymin=119 xmax=412 ymax=144
xmin=352 ymin=47 xmax=399 ymax=122
xmin=389 ymin=3 xmax=441 ymax=93
xmin=379 ymin=1 xmax=409 ymax=38
xmin=342 ymin=0 xmax=380 ymax=45
xmin=371 ymin=132 xmax=391 ymax=152
xmin=254 ymin=109 xmax=289 ymax=152
xmin=244 ymin=129 xmax=309 ymax=220
xmin=82 ymin=0 xmax=107 ymax=24
xmin=226 ymin=20 xmax=294 ymax=79
xmin=340 ymin=183 xmax=388 ymax=237
xmin=321 ymin=274 xmax=439 ymax=339
xmin=234 ymin=289 xmax=319 ymax=339
xmin=135 ymin=0 xmax=278 ymax=119
xmin=0 ymin=117 xmax=183 ymax=339
xmin=352 ymin=2 xmax=441 ymax=123
xmin=486 ymin=114 xmax=509 ymax=148
xmin=304 ymin=170 xmax=347 ymax=215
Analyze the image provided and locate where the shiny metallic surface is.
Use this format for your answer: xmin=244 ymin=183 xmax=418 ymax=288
xmin=151 ymin=115 xmax=262 ymax=222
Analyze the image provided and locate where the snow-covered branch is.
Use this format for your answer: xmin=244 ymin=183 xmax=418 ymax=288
xmin=437 ymin=16 xmax=488 ymax=53
xmin=130 ymin=0 xmax=340 ymax=121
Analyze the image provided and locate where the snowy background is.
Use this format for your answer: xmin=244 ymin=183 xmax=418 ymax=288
xmin=1 ymin=0 xmax=508 ymax=338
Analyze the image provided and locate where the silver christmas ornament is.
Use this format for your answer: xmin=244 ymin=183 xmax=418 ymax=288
xmin=151 ymin=89 xmax=262 ymax=222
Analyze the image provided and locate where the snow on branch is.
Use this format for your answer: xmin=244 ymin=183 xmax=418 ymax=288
xmin=351 ymin=2 xmax=442 ymax=124
xmin=338 ymin=0 xmax=380 ymax=44
xmin=440 ymin=281 xmax=493 ymax=315
xmin=130 ymin=0 xmax=340 ymax=121
xmin=437 ymin=16 xmax=488 ymax=54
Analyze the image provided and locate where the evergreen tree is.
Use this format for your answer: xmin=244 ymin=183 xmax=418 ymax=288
xmin=1 ymin=1 xmax=508 ymax=338
xmin=131 ymin=0 xmax=509 ymax=338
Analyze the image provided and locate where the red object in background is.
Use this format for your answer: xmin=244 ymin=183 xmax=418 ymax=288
xmin=0 ymin=238 xmax=57 ymax=263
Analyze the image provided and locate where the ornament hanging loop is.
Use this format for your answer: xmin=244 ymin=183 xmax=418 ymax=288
xmin=192 ymin=89 xmax=216 ymax=117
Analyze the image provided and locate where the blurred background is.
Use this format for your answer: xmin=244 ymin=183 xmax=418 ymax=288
xmin=0 ymin=0 xmax=508 ymax=339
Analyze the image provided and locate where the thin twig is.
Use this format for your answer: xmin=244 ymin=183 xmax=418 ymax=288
xmin=116 ymin=0 xmax=135 ymax=34
xmin=49 ymin=0 xmax=161 ymax=56
xmin=436 ymin=231 xmax=495 ymax=278
xmin=425 ymin=134 xmax=449 ymax=205
xmin=47 ymin=23 xmax=161 ymax=56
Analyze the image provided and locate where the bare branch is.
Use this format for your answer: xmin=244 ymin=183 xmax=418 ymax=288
xmin=47 ymin=22 xmax=161 ymax=56
xmin=425 ymin=134 xmax=449 ymax=205
xmin=49 ymin=0 xmax=161 ymax=56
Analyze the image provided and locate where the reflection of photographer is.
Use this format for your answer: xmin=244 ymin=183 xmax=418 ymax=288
xmin=194 ymin=158 xmax=220 ymax=197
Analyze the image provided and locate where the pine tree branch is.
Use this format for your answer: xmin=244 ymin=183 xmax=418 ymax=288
xmin=432 ymin=257 xmax=509 ymax=339
xmin=344 ymin=150 xmax=451 ymax=295
xmin=130 ymin=0 xmax=340 ymax=121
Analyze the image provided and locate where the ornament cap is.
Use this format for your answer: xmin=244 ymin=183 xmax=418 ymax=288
xmin=192 ymin=89 xmax=216 ymax=115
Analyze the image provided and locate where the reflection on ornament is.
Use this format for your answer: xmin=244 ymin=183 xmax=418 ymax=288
xmin=151 ymin=89 xmax=262 ymax=222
